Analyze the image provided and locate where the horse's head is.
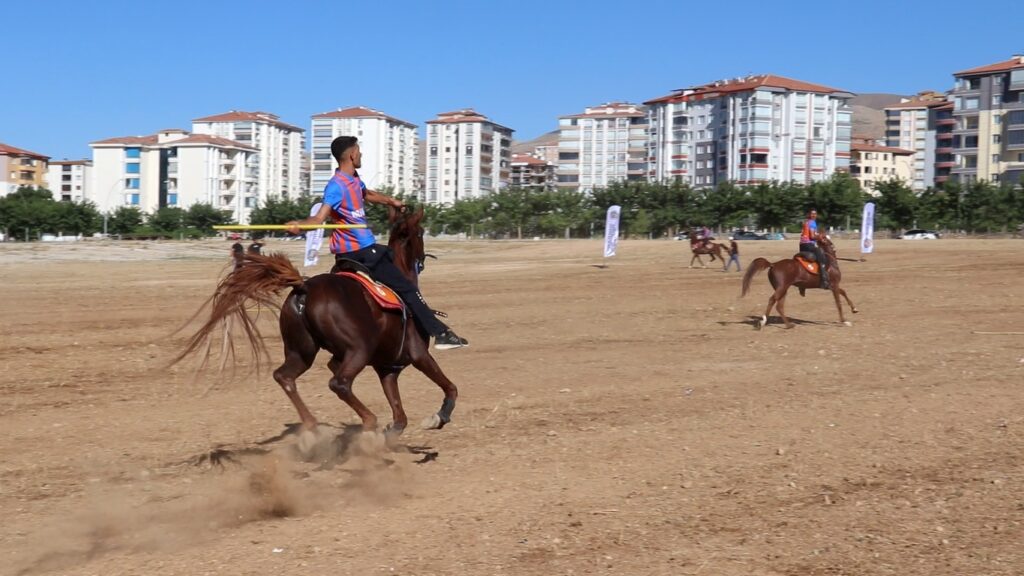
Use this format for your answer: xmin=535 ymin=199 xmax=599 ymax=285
xmin=818 ymin=234 xmax=837 ymax=259
xmin=387 ymin=205 xmax=427 ymax=282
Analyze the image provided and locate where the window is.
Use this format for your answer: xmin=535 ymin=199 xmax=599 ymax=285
xmin=168 ymin=193 xmax=178 ymax=205
xmin=992 ymin=155 xmax=1000 ymax=164
xmin=125 ymin=147 xmax=140 ymax=159
xmin=994 ymin=135 xmax=1001 ymax=144
xmin=125 ymin=163 xmax=140 ymax=174
xmin=465 ymin=146 xmax=473 ymax=155
xmin=125 ymin=178 xmax=140 ymax=189
xmin=993 ymin=94 xmax=1002 ymax=106
xmin=964 ymin=97 xmax=979 ymax=110
xmin=129 ymin=193 xmax=140 ymax=205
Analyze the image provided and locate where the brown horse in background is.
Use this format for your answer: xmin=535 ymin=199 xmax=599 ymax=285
xmin=740 ymin=236 xmax=858 ymax=329
xmin=176 ymin=206 xmax=457 ymax=437
xmin=689 ymin=237 xmax=729 ymax=270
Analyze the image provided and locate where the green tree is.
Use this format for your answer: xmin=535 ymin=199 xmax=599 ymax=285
xmin=185 ymin=203 xmax=233 ymax=234
xmin=147 ymin=206 xmax=186 ymax=233
xmin=628 ymin=208 xmax=652 ymax=238
xmin=0 ymin=186 xmax=101 ymax=237
xmin=106 ymin=206 xmax=144 ymax=235
xmin=872 ymin=179 xmax=918 ymax=231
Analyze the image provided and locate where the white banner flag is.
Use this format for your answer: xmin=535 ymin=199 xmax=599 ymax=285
xmin=603 ymin=205 xmax=621 ymax=258
xmin=860 ymin=201 xmax=875 ymax=254
xmin=303 ymin=202 xmax=324 ymax=267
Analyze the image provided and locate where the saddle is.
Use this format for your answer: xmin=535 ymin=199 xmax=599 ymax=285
xmin=794 ymin=254 xmax=820 ymax=274
xmin=334 ymin=271 xmax=404 ymax=311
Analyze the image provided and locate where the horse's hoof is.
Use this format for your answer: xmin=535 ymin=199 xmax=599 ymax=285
xmin=843 ymin=321 xmax=853 ymax=326
xmin=757 ymin=315 xmax=767 ymax=330
xmin=296 ymin=429 xmax=319 ymax=458
xmin=421 ymin=413 xmax=443 ymax=430
xmin=853 ymin=308 xmax=860 ymax=314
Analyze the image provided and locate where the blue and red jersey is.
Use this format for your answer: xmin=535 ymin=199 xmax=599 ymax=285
xmin=323 ymin=169 xmax=376 ymax=253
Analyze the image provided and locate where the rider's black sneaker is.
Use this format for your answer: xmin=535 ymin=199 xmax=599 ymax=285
xmin=434 ymin=329 xmax=469 ymax=350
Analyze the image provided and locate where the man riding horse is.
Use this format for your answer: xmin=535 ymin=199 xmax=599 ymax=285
xmin=799 ymin=209 xmax=830 ymax=290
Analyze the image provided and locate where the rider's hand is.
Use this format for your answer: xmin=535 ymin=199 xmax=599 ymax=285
xmin=285 ymin=221 xmax=301 ymax=235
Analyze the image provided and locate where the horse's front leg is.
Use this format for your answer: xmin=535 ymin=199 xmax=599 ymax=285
xmin=838 ymin=287 xmax=858 ymax=314
xmin=411 ymin=353 xmax=459 ymax=430
xmin=831 ymin=286 xmax=851 ymax=325
xmin=374 ymin=366 xmax=407 ymax=437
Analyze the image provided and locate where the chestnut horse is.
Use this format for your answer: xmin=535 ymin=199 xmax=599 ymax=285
xmin=740 ymin=236 xmax=859 ymax=329
xmin=689 ymin=237 xmax=729 ymax=270
xmin=176 ymin=206 xmax=457 ymax=436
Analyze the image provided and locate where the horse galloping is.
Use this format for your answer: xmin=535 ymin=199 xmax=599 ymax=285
xmin=740 ymin=235 xmax=858 ymax=329
xmin=176 ymin=206 xmax=457 ymax=437
xmin=689 ymin=237 xmax=729 ymax=270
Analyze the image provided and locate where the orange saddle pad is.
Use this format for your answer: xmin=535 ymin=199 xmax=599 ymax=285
xmin=794 ymin=256 xmax=819 ymax=275
xmin=335 ymin=272 xmax=404 ymax=311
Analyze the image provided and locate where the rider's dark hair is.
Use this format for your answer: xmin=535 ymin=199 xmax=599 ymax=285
xmin=331 ymin=136 xmax=359 ymax=164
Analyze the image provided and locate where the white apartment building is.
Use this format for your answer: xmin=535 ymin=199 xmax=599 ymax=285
xmin=884 ymin=91 xmax=954 ymax=191
xmin=309 ymin=106 xmax=417 ymax=196
xmin=424 ymin=109 xmax=513 ymax=205
xmin=510 ymin=153 xmax=556 ymax=190
xmin=191 ymin=110 xmax=305 ymax=200
xmin=90 ymin=129 xmax=257 ymax=222
xmin=555 ymin=102 xmax=648 ymax=191
xmin=46 ymin=160 xmax=91 ymax=203
xmin=646 ymin=74 xmax=854 ymax=187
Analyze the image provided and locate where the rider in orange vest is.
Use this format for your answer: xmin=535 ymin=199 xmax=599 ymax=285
xmin=799 ymin=209 xmax=830 ymax=289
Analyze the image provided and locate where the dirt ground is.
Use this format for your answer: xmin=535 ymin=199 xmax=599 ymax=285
xmin=1 ymin=236 xmax=1022 ymax=576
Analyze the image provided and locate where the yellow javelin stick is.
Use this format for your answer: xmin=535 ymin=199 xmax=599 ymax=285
xmin=213 ymin=224 xmax=368 ymax=231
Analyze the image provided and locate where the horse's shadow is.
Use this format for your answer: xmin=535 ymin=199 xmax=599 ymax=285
xmin=738 ymin=315 xmax=832 ymax=329
xmin=182 ymin=423 xmax=439 ymax=472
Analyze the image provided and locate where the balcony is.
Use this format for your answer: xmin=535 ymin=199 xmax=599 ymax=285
xmin=935 ymin=117 xmax=956 ymax=126
xmin=934 ymin=161 xmax=956 ymax=168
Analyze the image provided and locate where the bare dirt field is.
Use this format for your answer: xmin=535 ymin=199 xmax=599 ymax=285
xmin=1 ymin=236 xmax=1022 ymax=576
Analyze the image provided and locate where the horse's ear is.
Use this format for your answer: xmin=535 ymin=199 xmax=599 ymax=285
xmin=409 ymin=204 xmax=425 ymax=226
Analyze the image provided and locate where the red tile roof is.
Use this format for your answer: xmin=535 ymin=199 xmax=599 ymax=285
xmin=954 ymin=56 xmax=1024 ymax=76
xmin=0 ymin=142 xmax=49 ymax=159
xmin=851 ymin=143 xmax=914 ymax=155
xmin=427 ymin=109 xmax=512 ymax=131
xmin=90 ymin=133 xmax=253 ymax=150
xmin=169 ymin=134 xmax=257 ymax=151
xmin=90 ymin=135 xmax=160 ymax=146
xmin=645 ymin=74 xmax=852 ymax=105
xmin=192 ymin=110 xmax=304 ymax=132
xmin=885 ymin=96 xmax=950 ymax=110
xmin=312 ymin=106 xmax=416 ymax=128
xmin=511 ymin=153 xmax=550 ymax=166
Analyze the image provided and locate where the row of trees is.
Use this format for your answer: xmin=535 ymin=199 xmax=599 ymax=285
xmin=0 ymin=187 xmax=233 ymax=239
xmin=3 ymin=175 xmax=1023 ymax=241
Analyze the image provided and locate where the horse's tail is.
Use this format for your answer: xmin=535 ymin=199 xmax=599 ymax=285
xmin=173 ymin=252 xmax=306 ymax=371
xmin=741 ymin=258 xmax=772 ymax=297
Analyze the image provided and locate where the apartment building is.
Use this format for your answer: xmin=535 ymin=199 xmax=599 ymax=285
xmin=310 ymin=106 xmax=417 ymax=196
xmin=510 ymin=153 xmax=556 ymax=190
xmin=424 ymin=109 xmax=513 ymax=204
xmin=645 ymin=74 xmax=854 ymax=187
xmin=90 ymin=129 xmax=257 ymax=221
xmin=848 ymin=137 xmax=914 ymax=193
xmin=555 ymin=102 xmax=648 ymax=191
xmin=46 ymin=160 xmax=92 ymax=202
xmin=0 ymin=142 xmax=49 ymax=196
xmin=949 ymin=55 xmax=1024 ymax=185
xmin=192 ymin=111 xmax=305 ymax=200
xmin=884 ymin=91 xmax=955 ymax=190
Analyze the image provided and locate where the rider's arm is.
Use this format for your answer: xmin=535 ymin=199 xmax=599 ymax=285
xmin=285 ymin=203 xmax=333 ymax=235
xmin=365 ymin=188 xmax=404 ymax=209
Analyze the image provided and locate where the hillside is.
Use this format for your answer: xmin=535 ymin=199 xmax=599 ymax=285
xmin=851 ymin=93 xmax=906 ymax=140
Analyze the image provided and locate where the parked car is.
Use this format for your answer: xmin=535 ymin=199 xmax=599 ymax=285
xmin=900 ymin=229 xmax=940 ymax=240
xmin=732 ymin=230 xmax=768 ymax=240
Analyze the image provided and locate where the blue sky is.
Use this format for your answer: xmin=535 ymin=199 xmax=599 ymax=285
xmin=2 ymin=0 xmax=1020 ymax=160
